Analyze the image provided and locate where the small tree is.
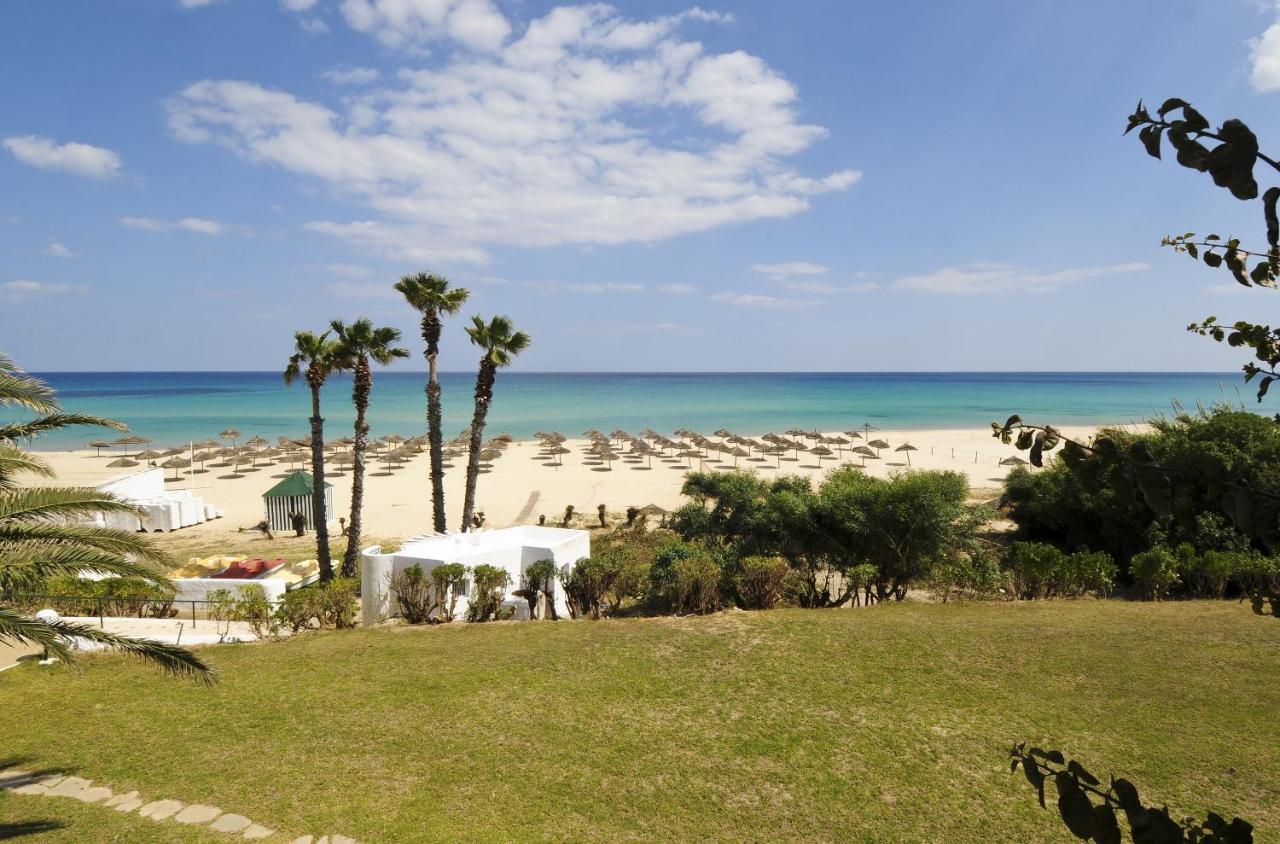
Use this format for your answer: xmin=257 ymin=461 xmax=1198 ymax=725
xmin=518 ymin=558 xmax=558 ymax=620
xmin=561 ymin=556 xmax=615 ymax=619
xmin=389 ymin=564 xmax=437 ymax=624
xmin=431 ymin=563 xmax=467 ymax=622
xmin=467 ymin=564 xmax=509 ymax=622
xmin=734 ymin=556 xmax=788 ymax=610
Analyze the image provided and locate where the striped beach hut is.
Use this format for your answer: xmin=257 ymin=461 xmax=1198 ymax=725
xmin=263 ymin=471 xmax=333 ymax=532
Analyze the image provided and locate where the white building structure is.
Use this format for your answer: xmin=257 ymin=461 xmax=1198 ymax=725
xmin=360 ymin=526 xmax=590 ymax=626
xmin=94 ymin=468 xmax=221 ymax=532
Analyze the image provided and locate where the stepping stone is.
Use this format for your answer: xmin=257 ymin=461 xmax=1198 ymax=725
xmin=12 ymin=783 xmax=49 ymax=796
xmin=138 ymin=799 xmax=185 ymax=820
xmin=75 ymin=786 xmax=113 ymax=803
xmin=112 ymin=797 xmax=144 ymax=813
xmin=104 ymin=791 xmax=139 ymax=808
xmin=210 ymin=813 xmax=252 ymax=833
xmin=175 ymin=804 xmax=222 ymax=824
xmin=330 ymin=836 xmax=356 ymax=844
xmin=288 ymin=837 xmax=314 ymax=844
xmin=243 ymin=823 xmax=274 ymax=839
xmin=49 ymin=777 xmax=91 ymax=798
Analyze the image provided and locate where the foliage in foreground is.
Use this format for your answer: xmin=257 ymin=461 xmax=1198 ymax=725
xmin=0 ymin=354 xmax=211 ymax=680
xmin=1011 ymin=744 xmax=1252 ymax=843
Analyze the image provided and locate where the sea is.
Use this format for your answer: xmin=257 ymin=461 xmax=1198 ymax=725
xmin=18 ymin=371 xmax=1254 ymax=450
xmin=10 ymin=368 xmax=1254 ymax=448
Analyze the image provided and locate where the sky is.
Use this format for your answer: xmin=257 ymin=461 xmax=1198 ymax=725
xmin=3 ymin=0 xmax=1280 ymax=373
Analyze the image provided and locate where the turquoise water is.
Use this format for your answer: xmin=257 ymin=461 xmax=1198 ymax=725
xmin=18 ymin=371 xmax=1251 ymax=449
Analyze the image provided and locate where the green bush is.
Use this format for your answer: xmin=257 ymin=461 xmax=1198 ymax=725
xmin=674 ymin=551 xmax=721 ymax=615
xmin=274 ymin=588 xmax=317 ymax=633
xmin=431 ymin=563 xmax=466 ymax=622
xmin=1064 ymin=551 xmax=1117 ymax=598
xmin=390 ymin=564 xmax=436 ymax=624
xmin=930 ymin=551 xmax=1007 ymax=602
xmin=467 ymin=564 xmax=509 ymax=622
xmin=734 ymin=556 xmax=788 ymax=610
xmin=519 ymin=559 xmax=559 ymax=620
xmin=562 ymin=556 xmax=615 ymax=619
xmin=1130 ymin=548 xmax=1181 ymax=600
xmin=315 ymin=578 xmax=359 ymax=628
xmin=235 ymin=584 xmax=281 ymax=639
xmin=1003 ymin=542 xmax=1116 ymax=599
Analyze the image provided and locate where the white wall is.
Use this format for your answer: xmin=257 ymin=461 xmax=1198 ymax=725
xmin=172 ymin=577 xmax=289 ymax=605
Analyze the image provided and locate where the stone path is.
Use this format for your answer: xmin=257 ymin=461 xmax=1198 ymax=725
xmin=0 ymin=768 xmax=357 ymax=843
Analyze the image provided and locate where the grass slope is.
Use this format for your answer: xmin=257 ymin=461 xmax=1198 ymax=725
xmin=1 ymin=602 xmax=1277 ymax=842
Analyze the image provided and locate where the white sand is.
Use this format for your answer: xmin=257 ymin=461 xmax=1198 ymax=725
xmin=34 ymin=424 xmax=1136 ymax=548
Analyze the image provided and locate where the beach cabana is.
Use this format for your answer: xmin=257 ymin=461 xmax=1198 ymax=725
xmin=263 ymin=470 xmax=333 ymax=532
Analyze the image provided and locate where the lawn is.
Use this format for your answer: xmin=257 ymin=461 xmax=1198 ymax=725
xmin=1 ymin=601 xmax=1277 ymax=842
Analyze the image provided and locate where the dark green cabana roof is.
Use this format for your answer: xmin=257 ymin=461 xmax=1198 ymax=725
xmin=263 ymin=470 xmax=331 ymax=498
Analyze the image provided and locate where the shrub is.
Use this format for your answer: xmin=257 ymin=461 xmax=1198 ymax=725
xmin=734 ymin=556 xmax=788 ymax=610
xmin=431 ymin=563 xmax=466 ymax=622
xmin=274 ymin=588 xmax=317 ymax=633
xmin=467 ymin=564 xmax=510 ymax=622
xmin=1004 ymin=542 xmax=1065 ymax=599
xmin=562 ymin=556 xmax=615 ymax=619
xmin=1064 ymin=550 xmax=1117 ymax=597
xmin=518 ymin=559 xmax=558 ymax=620
xmin=1130 ymin=548 xmax=1181 ymax=600
xmin=674 ymin=551 xmax=721 ymax=615
xmin=930 ymin=551 xmax=1007 ymax=602
xmin=315 ymin=578 xmax=359 ymax=628
xmin=235 ymin=584 xmax=280 ymax=639
xmin=206 ymin=588 xmax=238 ymax=641
xmin=389 ymin=564 xmax=437 ymax=624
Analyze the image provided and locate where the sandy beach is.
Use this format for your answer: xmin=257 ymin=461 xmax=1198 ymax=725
xmin=33 ymin=424 xmax=1135 ymax=555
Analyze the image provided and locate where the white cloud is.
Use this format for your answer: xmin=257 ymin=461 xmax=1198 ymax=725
xmin=327 ymin=281 xmax=398 ymax=298
xmin=892 ymin=261 xmax=1150 ymax=295
xmin=168 ymin=5 xmax=857 ymax=264
xmin=43 ymin=240 xmax=73 ymax=258
xmin=326 ymin=262 xmax=375 ymax=277
xmin=751 ymin=261 xmax=829 ymax=279
xmin=710 ymin=291 xmax=818 ymax=308
xmin=180 ymin=0 xmax=223 ymax=8
xmin=282 ymin=0 xmax=319 ymax=10
xmin=1251 ymin=17 xmax=1280 ymax=92
xmin=658 ymin=283 xmax=695 ymax=295
xmin=323 ymin=65 xmax=380 ymax=85
xmin=525 ymin=280 xmax=644 ymax=294
xmin=120 ymin=216 xmax=226 ymax=235
xmin=300 ymin=17 xmax=330 ymax=34
xmin=3 ymin=135 xmax=122 ymax=180
xmin=339 ymin=0 xmax=511 ymax=51
xmin=1 ymin=280 xmax=89 ymax=303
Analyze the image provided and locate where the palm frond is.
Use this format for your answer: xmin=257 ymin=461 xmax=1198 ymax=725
xmin=0 ymin=372 xmax=59 ymax=414
xmin=0 ymin=413 xmax=127 ymax=443
xmin=0 ymin=446 xmax=53 ymax=490
xmin=0 ymin=607 xmax=215 ymax=681
xmin=0 ymin=544 xmax=168 ymax=591
xmin=0 ymin=521 xmax=169 ymax=563
xmin=0 ymin=488 xmax=144 ymax=523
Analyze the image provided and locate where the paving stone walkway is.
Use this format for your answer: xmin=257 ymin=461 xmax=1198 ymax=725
xmin=0 ymin=768 xmax=357 ymax=843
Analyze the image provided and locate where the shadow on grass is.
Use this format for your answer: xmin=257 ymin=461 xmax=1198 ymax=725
xmin=0 ymin=756 xmax=75 ymax=840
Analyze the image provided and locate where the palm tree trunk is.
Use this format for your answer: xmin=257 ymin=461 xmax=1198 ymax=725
xmin=343 ymin=356 xmax=371 ymax=578
xmin=308 ymin=377 xmax=333 ymax=583
xmin=460 ymin=359 xmax=495 ymax=531
xmin=424 ymin=312 xmax=446 ymax=533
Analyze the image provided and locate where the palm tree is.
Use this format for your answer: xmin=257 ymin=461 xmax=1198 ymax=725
xmin=393 ymin=272 xmax=469 ymax=534
xmin=331 ymin=319 xmax=409 ymax=577
xmin=460 ymin=316 xmax=530 ymax=531
xmin=283 ymin=330 xmax=346 ymax=583
xmin=0 ymin=354 xmax=212 ymax=680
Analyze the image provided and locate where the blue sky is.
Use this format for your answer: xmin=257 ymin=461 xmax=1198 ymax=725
xmin=3 ymin=0 xmax=1280 ymax=372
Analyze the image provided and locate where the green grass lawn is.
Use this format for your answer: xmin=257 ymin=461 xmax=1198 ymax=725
xmin=1 ymin=601 xmax=1277 ymax=842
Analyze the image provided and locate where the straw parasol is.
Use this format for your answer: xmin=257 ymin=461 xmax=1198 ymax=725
xmin=894 ymin=443 xmax=918 ymax=465
xmin=245 ymin=435 xmax=269 ymax=450
xmin=1000 ymin=455 xmax=1030 ymax=468
xmin=220 ymin=428 xmax=243 ymax=446
xmin=809 ymin=445 xmax=834 ymax=464
xmin=134 ymin=450 xmax=164 ymax=462
xmin=112 ymin=435 xmax=150 ymax=456
xmin=86 ymin=440 xmax=112 ymax=457
xmin=161 ymin=456 xmax=191 ymax=480
xmin=852 ymin=445 xmax=878 ymax=466
xmin=106 ymin=457 xmax=139 ymax=468
xmin=868 ymin=439 xmax=890 ymax=457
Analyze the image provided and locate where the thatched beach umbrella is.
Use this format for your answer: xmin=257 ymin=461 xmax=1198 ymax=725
xmin=112 ymin=435 xmax=150 ymax=456
xmin=220 ymin=428 xmax=242 ymax=447
xmin=894 ymin=443 xmax=918 ymax=465
xmin=135 ymin=450 xmax=164 ymax=462
xmin=1000 ymin=455 xmax=1030 ymax=468
xmin=161 ymin=456 xmax=190 ymax=481
xmin=106 ymin=457 xmax=139 ymax=468
xmin=852 ymin=445 xmax=878 ymax=466
xmin=86 ymin=440 xmax=111 ymax=457
xmin=868 ymin=439 xmax=890 ymax=457
xmin=809 ymin=445 xmax=834 ymax=464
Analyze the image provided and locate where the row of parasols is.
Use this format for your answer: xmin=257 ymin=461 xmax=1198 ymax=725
xmin=532 ymin=427 xmax=1033 ymax=471
xmin=532 ymin=427 xmax=917 ymax=471
xmin=88 ymin=428 xmax=520 ymax=480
